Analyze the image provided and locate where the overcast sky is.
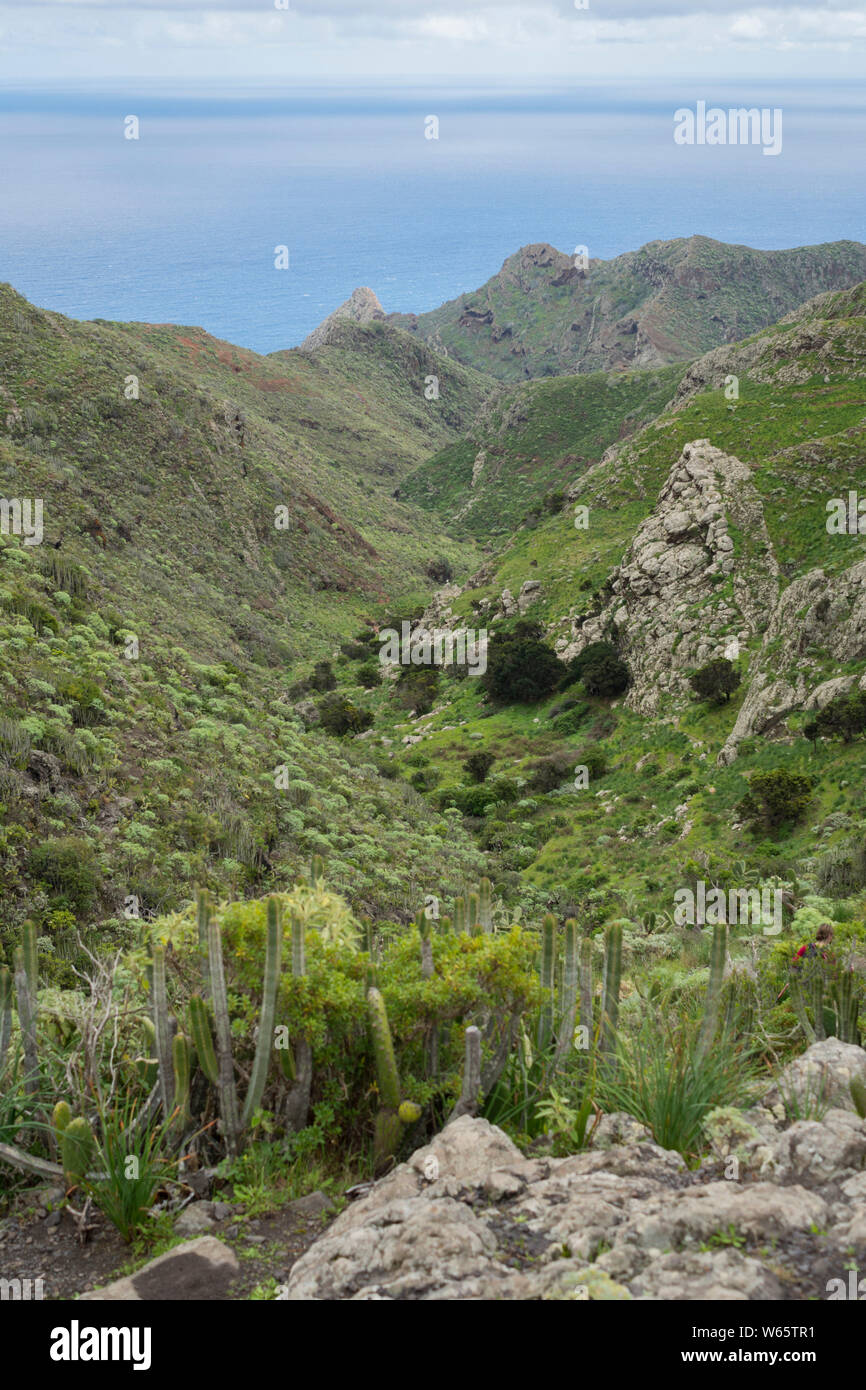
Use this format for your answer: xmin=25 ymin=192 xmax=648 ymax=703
xmin=0 ymin=1 xmax=864 ymax=84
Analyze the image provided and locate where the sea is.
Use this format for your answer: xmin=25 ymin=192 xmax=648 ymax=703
xmin=1 ymin=82 xmax=864 ymax=355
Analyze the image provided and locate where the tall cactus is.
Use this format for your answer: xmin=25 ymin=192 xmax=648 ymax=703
xmin=579 ymin=935 xmax=593 ymax=1041
xmin=196 ymin=887 xmax=211 ymax=995
xmin=285 ymin=905 xmax=312 ymax=1135
xmin=172 ymin=1033 xmax=192 ymax=1130
xmin=537 ymin=915 xmax=557 ymax=1051
xmin=453 ymin=896 xmax=467 ymax=935
xmin=188 ymin=995 xmax=219 ymax=1084
xmin=310 ymin=853 xmax=325 ymax=888
xmin=599 ymin=921 xmax=623 ymax=1063
xmin=554 ymin=919 xmax=579 ymax=1071
xmin=206 ymin=907 xmax=242 ymax=1157
xmin=468 ymin=893 xmax=481 ymax=936
xmin=417 ymin=909 xmax=434 ymax=980
xmin=0 ymin=965 xmax=11 ymax=1079
xmin=478 ymin=878 xmax=493 ymax=933
xmin=151 ymin=941 xmax=175 ymax=1117
xmin=241 ymin=897 xmax=283 ymax=1126
xmin=449 ymin=1025 xmax=482 ymax=1121
xmin=367 ymin=987 xmax=418 ymax=1172
xmin=697 ymin=923 xmax=727 ymax=1060
xmin=13 ymin=945 xmax=38 ymax=1094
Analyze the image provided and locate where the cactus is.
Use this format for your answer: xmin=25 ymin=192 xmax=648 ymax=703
xmin=188 ymin=995 xmax=218 ymax=1085
xmin=172 ymin=1033 xmax=192 ymax=1128
xmin=21 ymin=920 xmax=38 ymax=1012
xmin=310 ymin=853 xmax=325 ymax=888
xmin=291 ymin=911 xmax=306 ymax=977
xmin=478 ymin=878 xmax=493 ymax=933
xmin=0 ymin=965 xmax=11 ymax=1078
xmin=52 ymin=1100 xmax=72 ymax=1136
xmin=13 ymin=946 xmax=38 ymax=1094
xmin=554 ymin=919 xmax=579 ymax=1071
xmin=537 ymin=915 xmax=557 ymax=1051
xmin=206 ymin=909 xmax=242 ymax=1157
xmin=468 ymin=892 xmax=481 ymax=936
xmin=439 ymin=915 xmax=452 ymax=935
xmin=241 ymin=897 xmax=283 ymax=1126
xmin=417 ymin=910 xmax=434 ymax=980
xmin=151 ymin=941 xmax=175 ymax=1117
xmin=449 ymin=1025 xmax=482 ymax=1121
xmin=60 ymin=1116 xmax=94 ymax=1187
xmin=453 ymin=896 xmax=467 ymax=935
xmin=697 ymin=923 xmax=727 ymax=1060
xmin=196 ymin=887 xmax=211 ymax=994
xmin=599 ymin=921 xmax=623 ymax=1063
xmin=367 ymin=987 xmax=417 ymax=1171
xmin=850 ymin=1076 xmax=866 ymax=1120
xmin=579 ymin=935 xmax=593 ymax=1039
xmin=833 ymin=964 xmax=860 ymax=1044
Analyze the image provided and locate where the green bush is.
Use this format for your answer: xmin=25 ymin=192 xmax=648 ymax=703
xmin=481 ymin=620 xmax=562 ymax=705
xmin=737 ymin=769 xmax=813 ymax=830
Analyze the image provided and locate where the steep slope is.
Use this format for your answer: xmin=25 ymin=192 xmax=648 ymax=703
xmin=299 ymin=287 xmax=385 ymax=350
xmin=388 ymin=237 xmax=866 ymax=382
xmin=398 ymin=363 xmax=682 ymax=539
xmin=0 ymin=286 xmax=492 ymax=939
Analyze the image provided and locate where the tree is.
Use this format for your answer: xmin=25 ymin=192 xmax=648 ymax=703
xmin=394 ymin=666 xmax=439 ymax=715
xmin=481 ymin=620 xmax=562 ymax=705
xmin=562 ymin=641 xmax=630 ymax=698
xmin=318 ymin=693 xmax=374 ymax=737
xmin=356 ymin=661 xmax=381 ymax=690
xmin=810 ymin=691 xmax=866 ymax=744
xmin=464 ymin=750 xmax=496 ymax=784
xmin=737 ymin=768 xmax=813 ymax=830
xmin=309 ymin=660 xmax=336 ymax=693
xmin=689 ymin=658 xmax=741 ymax=704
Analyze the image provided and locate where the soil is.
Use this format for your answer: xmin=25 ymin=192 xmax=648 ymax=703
xmin=0 ymin=1187 xmax=335 ymax=1301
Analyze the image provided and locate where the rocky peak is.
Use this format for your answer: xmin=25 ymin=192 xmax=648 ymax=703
xmin=299 ymin=286 xmax=386 ymax=351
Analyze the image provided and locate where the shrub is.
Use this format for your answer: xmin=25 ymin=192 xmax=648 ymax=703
xmin=737 ymin=769 xmax=813 ymax=830
xmin=309 ymin=661 xmax=337 ymax=693
xmin=689 ymin=659 xmax=741 ymax=704
xmin=356 ymin=661 xmax=381 ymax=690
xmin=464 ymin=750 xmax=496 ymax=784
xmin=317 ymin=694 xmax=374 ymax=737
xmin=28 ymin=837 xmax=101 ymax=914
xmin=394 ymin=666 xmax=439 ymax=715
xmin=481 ymin=621 xmax=562 ymax=705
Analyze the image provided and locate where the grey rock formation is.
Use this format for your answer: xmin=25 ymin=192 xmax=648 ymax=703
xmin=300 ymin=287 xmax=386 ymax=351
xmin=285 ymin=1041 xmax=866 ymax=1301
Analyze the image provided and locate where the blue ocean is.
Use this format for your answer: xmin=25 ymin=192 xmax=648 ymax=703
xmin=1 ymin=83 xmax=864 ymax=354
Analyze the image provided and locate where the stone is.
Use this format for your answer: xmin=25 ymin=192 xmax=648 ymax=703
xmin=761 ymin=1038 xmax=866 ymax=1117
xmin=79 ymin=1236 xmax=238 ymax=1301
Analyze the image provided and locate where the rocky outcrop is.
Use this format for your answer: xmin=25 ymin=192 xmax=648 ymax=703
xmin=300 ymin=287 xmax=386 ymax=351
xmin=559 ymin=441 xmax=779 ymax=715
xmin=286 ymin=1041 xmax=866 ymax=1301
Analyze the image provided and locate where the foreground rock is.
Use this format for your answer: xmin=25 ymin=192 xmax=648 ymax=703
xmin=287 ymin=1042 xmax=866 ymax=1301
xmin=80 ymin=1236 xmax=238 ymax=1301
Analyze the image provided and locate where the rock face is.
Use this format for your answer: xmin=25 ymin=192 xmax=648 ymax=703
xmin=300 ymin=287 xmax=386 ymax=351
xmin=560 ymin=441 xmax=778 ymax=716
xmin=557 ymin=435 xmax=866 ymax=759
xmin=286 ymin=1043 xmax=866 ymax=1301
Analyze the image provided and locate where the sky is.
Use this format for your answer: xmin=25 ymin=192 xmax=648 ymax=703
xmin=0 ymin=0 xmax=864 ymax=86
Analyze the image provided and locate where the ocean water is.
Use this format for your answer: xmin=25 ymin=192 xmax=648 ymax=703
xmin=1 ymin=83 xmax=864 ymax=355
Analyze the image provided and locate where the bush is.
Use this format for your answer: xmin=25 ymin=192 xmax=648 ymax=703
xmin=481 ymin=621 xmax=562 ymax=705
xmin=464 ymin=751 xmax=496 ymax=784
xmin=805 ymin=690 xmax=866 ymax=744
xmin=394 ymin=666 xmax=439 ymax=715
xmin=562 ymin=642 xmax=630 ymax=698
xmin=356 ymin=661 xmax=381 ymax=690
xmin=689 ymin=659 xmax=741 ymax=704
xmin=317 ymin=694 xmax=374 ymax=737
xmin=309 ymin=661 xmax=337 ymax=693
xmin=28 ymin=837 xmax=101 ymax=914
xmin=737 ymin=769 xmax=813 ymax=830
